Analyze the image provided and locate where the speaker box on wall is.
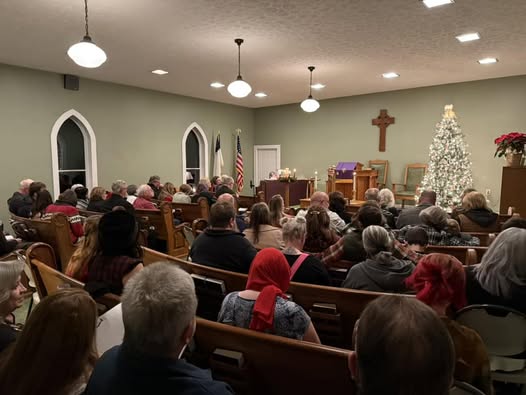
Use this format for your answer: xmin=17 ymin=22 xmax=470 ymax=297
xmin=63 ymin=74 xmax=79 ymax=91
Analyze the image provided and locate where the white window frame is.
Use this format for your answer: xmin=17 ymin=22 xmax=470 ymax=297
xmin=50 ymin=109 xmax=98 ymax=198
xmin=182 ymin=122 xmax=209 ymax=183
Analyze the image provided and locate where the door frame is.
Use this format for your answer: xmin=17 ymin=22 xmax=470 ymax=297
xmin=254 ymin=145 xmax=281 ymax=186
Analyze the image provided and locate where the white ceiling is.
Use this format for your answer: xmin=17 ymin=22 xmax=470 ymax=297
xmin=1 ymin=0 xmax=525 ymax=108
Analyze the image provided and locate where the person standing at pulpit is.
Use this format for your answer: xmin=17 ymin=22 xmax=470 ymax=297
xmin=296 ymin=192 xmax=345 ymax=233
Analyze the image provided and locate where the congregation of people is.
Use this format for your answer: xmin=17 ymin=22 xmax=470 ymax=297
xmin=0 ymin=174 xmax=525 ymax=395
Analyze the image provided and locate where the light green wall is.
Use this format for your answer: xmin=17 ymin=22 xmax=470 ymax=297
xmin=255 ymin=75 xmax=526 ymax=211
xmin=0 ymin=63 xmax=255 ymax=227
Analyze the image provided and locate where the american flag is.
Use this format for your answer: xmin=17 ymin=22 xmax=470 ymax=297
xmin=236 ymin=134 xmax=244 ymax=192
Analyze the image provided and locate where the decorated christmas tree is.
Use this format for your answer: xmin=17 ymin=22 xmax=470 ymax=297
xmin=420 ymin=104 xmax=473 ymax=209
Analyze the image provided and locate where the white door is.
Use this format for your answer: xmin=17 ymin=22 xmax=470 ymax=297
xmin=254 ymin=145 xmax=281 ymax=186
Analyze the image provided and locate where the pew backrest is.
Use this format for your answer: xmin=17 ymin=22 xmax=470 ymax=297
xmin=424 ymin=245 xmax=488 ymax=265
xmin=192 ymin=318 xmax=354 ymax=395
xmin=170 ymin=197 xmax=210 ymax=222
xmin=12 ymin=213 xmax=75 ymax=271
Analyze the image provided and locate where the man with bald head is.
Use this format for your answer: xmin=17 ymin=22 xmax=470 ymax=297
xmin=297 ymin=191 xmax=346 ymax=233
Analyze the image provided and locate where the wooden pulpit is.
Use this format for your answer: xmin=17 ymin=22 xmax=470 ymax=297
xmin=256 ymin=179 xmax=310 ymax=207
xmin=326 ymin=164 xmax=378 ymax=201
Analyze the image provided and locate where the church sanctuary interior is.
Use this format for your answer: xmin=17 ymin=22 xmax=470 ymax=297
xmin=1 ymin=1 xmax=526 ymax=395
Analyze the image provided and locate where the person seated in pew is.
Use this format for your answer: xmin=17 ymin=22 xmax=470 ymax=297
xmin=215 ymin=175 xmax=236 ymax=198
xmin=243 ymin=202 xmax=284 ymax=250
xmin=365 ymin=188 xmax=395 ymax=228
xmin=465 ymin=227 xmax=526 ymax=314
xmin=210 ymin=175 xmax=221 ymax=192
xmin=349 ymin=295 xmax=455 ymax=395
xmin=455 ymin=191 xmax=499 ymax=232
xmin=42 ymin=190 xmax=84 ymax=244
xmin=66 ymin=215 xmax=100 ymax=282
xmin=126 ymin=184 xmax=138 ymax=205
xmin=218 ymin=248 xmax=320 ymax=343
xmin=398 ymin=206 xmax=480 ymax=247
xmin=296 ymin=191 xmax=346 ymax=233
xmin=403 ymin=226 xmax=428 ymax=259
xmin=0 ymin=289 xmax=98 ymax=395
xmin=378 ymin=188 xmax=399 ymax=219
xmin=216 ymin=193 xmax=247 ymax=232
xmin=133 ymin=184 xmax=157 ymax=210
xmin=7 ymin=178 xmax=34 ymax=218
xmin=328 ymin=191 xmax=353 ymax=224
xmin=158 ymin=182 xmax=176 ymax=202
xmin=395 ymin=190 xmax=437 ymax=229
xmin=72 ymin=184 xmax=89 ymax=210
xmin=147 ymin=175 xmax=162 ymax=200
xmin=190 ymin=202 xmax=256 ymax=273
xmin=281 ymin=216 xmax=330 ymax=286
xmin=100 ymin=180 xmax=135 ymax=214
xmin=173 ymin=184 xmax=193 ymax=203
xmin=303 ymin=206 xmax=340 ymax=253
xmin=501 ymin=216 xmax=526 ymax=230
xmin=86 ymin=186 xmax=107 ymax=212
xmin=192 ymin=178 xmax=216 ymax=206
xmin=269 ymin=194 xmax=292 ymax=227
xmin=30 ymin=188 xmax=53 ymax=218
xmin=87 ymin=210 xmax=143 ymax=295
xmin=343 ymin=225 xmax=414 ymax=292
xmin=406 ymin=253 xmax=492 ymax=394
xmin=0 ymin=260 xmax=26 ymax=353
xmin=85 ymin=262 xmax=233 ymax=395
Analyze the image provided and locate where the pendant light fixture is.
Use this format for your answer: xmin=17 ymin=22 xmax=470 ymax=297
xmin=67 ymin=0 xmax=107 ymax=68
xmin=227 ymin=38 xmax=252 ymax=98
xmin=300 ymin=66 xmax=320 ymax=113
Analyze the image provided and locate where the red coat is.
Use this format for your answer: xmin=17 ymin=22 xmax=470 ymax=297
xmin=43 ymin=203 xmax=84 ymax=243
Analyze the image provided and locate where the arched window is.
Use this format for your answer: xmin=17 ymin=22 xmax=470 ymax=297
xmin=182 ymin=123 xmax=208 ymax=185
xmin=51 ymin=110 xmax=98 ymax=198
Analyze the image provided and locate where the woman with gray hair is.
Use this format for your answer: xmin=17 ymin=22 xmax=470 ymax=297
xmin=343 ymin=225 xmax=414 ymax=292
xmin=466 ymin=227 xmax=526 ymax=313
xmin=280 ymin=217 xmax=330 ymax=286
xmin=399 ymin=206 xmax=479 ymax=246
xmin=0 ymin=260 xmax=26 ymax=352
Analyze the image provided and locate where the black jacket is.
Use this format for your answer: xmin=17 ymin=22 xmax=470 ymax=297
xmin=85 ymin=345 xmax=233 ymax=395
xmin=100 ymin=195 xmax=135 ymax=215
xmin=395 ymin=203 xmax=433 ymax=229
xmin=7 ymin=192 xmax=32 ymax=218
xmin=189 ymin=228 xmax=257 ymax=273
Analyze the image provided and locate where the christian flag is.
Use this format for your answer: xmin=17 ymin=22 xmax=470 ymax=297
xmin=213 ymin=132 xmax=224 ymax=177
xmin=236 ymin=134 xmax=244 ymax=192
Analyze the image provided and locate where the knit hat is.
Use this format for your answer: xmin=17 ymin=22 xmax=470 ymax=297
xmin=0 ymin=260 xmax=25 ymax=305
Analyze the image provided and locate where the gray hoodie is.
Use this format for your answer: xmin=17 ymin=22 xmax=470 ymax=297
xmin=342 ymin=251 xmax=414 ymax=293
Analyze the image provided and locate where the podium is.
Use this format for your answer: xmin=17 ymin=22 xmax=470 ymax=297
xmin=326 ymin=163 xmax=378 ymax=201
xmin=500 ymin=167 xmax=526 ymax=215
xmin=256 ymin=179 xmax=310 ymax=207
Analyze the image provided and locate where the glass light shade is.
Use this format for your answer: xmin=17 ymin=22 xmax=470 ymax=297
xmin=300 ymin=97 xmax=320 ymax=112
xmin=67 ymin=36 xmax=107 ymax=68
xmin=227 ymin=77 xmax=252 ymax=98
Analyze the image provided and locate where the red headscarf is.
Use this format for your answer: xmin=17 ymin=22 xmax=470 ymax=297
xmin=246 ymin=248 xmax=291 ymax=332
xmin=405 ymin=253 xmax=467 ymax=310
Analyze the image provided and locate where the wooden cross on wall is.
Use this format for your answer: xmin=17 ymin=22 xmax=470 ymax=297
xmin=372 ymin=109 xmax=395 ymax=152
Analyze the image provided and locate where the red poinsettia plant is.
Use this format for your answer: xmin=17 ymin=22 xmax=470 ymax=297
xmin=494 ymin=132 xmax=526 ymax=157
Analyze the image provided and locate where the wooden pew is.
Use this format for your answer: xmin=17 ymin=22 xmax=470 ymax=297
xmin=134 ymin=202 xmax=187 ymax=258
xmin=237 ymin=192 xmax=265 ymax=210
xmin=466 ymin=232 xmax=496 ymax=247
xmin=11 ymin=213 xmax=76 ymax=272
xmin=170 ymin=198 xmax=210 ymax=222
xmin=191 ymin=318 xmax=355 ymax=395
xmin=142 ymin=247 xmax=409 ymax=348
xmin=78 ymin=209 xmax=103 ymax=218
xmin=424 ymin=245 xmax=488 ymax=265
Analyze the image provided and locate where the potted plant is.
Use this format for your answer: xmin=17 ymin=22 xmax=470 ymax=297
xmin=494 ymin=132 xmax=526 ymax=167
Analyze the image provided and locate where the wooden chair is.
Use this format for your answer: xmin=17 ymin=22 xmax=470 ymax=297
xmin=424 ymin=245 xmax=488 ymax=265
xmin=170 ymin=197 xmax=210 ymax=222
xmin=11 ymin=213 xmax=76 ymax=272
xmin=142 ymin=247 xmax=411 ymax=348
xmin=392 ymin=163 xmax=428 ymax=208
xmin=135 ymin=202 xmax=187 ymax=258
xmin=190 ymin=318 xmax=355 ymax=395
xmin=26 ymin=242 xmax=121 ymax=311
xmin=368 ymin=159 xmax=389 ymax=189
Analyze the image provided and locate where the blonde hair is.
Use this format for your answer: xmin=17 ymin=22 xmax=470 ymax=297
xmin=158 ymin=182 xmax=176 ymax=201
xmin=66 ymin=216 xmax=100 ymax=280
xmin=89 ymin=187 xmax=106 ymax=201
xmin=281 ymin=216 xmax=306 ymax=243
xmin=462 ymin=191 xmax=490 ymax=211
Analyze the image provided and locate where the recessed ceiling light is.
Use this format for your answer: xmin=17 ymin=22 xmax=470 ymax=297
xmin=151 ymin=69 xmax=168 ymax=75
xmin=478 ymin=57 xmax=498 ymax=64
xmin=382 ymin=72 xmax=400 ymax=79
xmin=456 ymin=32 xmax=480 ymax=43
xmin=210 ymin=82 xmax=225 ymax=88
xmin=311 ymin=83 xmax=326 ymax=90
xmin=255 ymin=92 xmax=267 ymax=98
xmin=423 ymin=0 xmax=454 ymax=8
